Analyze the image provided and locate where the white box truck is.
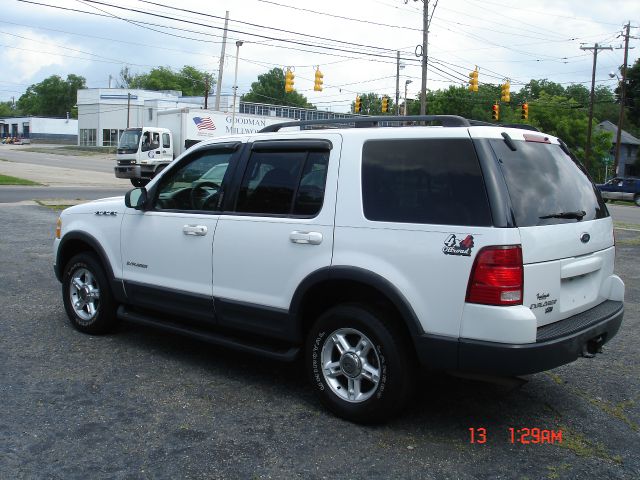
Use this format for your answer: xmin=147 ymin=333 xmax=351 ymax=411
xmin=114 ymin=108 xmax=286 ymax=186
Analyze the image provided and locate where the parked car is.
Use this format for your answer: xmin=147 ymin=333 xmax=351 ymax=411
xmin=53 ymin=116 xmax=625 ymax=423
xmin=597 ymin=177 xmax=640 ymax=206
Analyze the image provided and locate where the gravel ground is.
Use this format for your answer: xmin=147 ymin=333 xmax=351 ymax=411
xmin=1 ymin=204 xmax=638 ymax=480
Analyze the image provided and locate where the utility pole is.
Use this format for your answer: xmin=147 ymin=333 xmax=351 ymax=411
xmin=580 ymin=42 xmax=612 ymax=165
xmin=614 ymin=22 xmax=636 ymax=176
xmin=215 ymin=11 xmax=229 ymax=111
xmin=126 ymin=92 xmax=131 ymax=128
xmin=204 ymin=75 xmax=210 ymax=109
xmin=231 ymin=40 xmax=243 ymax=133
xmin=395 ymin=51 xmax=400 ymax=115
xmin=420 ymin=0 xmax=428 ymax=115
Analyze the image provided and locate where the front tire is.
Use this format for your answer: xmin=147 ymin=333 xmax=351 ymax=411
xmin=306 ymin=304 xmax=414 ymax=423
xmin=62 ymin=253 xmax=118 ymax=334
xmin=634 ymin=195 xmax=640 ymax=207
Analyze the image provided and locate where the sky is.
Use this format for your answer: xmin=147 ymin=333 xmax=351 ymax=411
xmin=1 ymin=0 xmax=638 ymax=113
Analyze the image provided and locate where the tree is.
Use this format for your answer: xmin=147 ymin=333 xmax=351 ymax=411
xmin=520 ymin=79 xmax=565 ymax=100
xmin=17 ymin=74 xmax=85 ymax=118
xmin=119 ymin=66 xmax=212 ymax=97
xmin=619 ymin=58 xmax=640 ymax=128
xmin=0 ymin=101 xmax=19 ymax=117
xmin=351 ymin=92 xmax=394 ymax=115
xmin=241 ymin=68 xmax=314 ymax=108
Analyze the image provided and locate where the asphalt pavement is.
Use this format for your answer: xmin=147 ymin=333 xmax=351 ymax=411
xmin=0 ymin=203 xmax=639 ymax=479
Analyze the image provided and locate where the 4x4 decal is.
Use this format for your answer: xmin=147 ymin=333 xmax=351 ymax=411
xmin=443 ymin=234 xmax=475 ymax=256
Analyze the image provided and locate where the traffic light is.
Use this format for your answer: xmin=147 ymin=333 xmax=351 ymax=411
xmin=500 ymin=81 xmax=510 ymax=103
xmin=521 ymin=102 xmax=529 ymax=120
xmin=381 ymin=96 xmax=389 ymax=113
xmin=354 ymin=95 xmax=362 ymax=113
xmin=491 ymin=102 xmax=500 ymax=121
xmin=284 ymin=68 xmax=295 ymax=93
xmin=468 ymin=68 xmax=479 ymax=93
xmin=314 ymin=68 xmax=324 ymax=92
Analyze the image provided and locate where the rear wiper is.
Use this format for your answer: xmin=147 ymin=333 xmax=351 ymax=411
xmin=539 ymin=210 xmax=586 ymax=220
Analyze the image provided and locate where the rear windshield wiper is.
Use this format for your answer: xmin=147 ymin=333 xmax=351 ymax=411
xmin=539 ymin=210 xmax=586 ymax=220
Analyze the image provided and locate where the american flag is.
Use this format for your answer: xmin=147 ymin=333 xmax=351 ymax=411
xmin=193 ymin=116 xmax=216 ymax=131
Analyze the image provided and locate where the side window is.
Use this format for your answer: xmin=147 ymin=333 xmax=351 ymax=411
xmin=155 ymin=150 xmax=232 ymax=211
xmin=162 ymin=133 xmax=170 ymax=149
xmin=235 ymin=149 xmax=329 ymax=216
xmin=362 ymin=138 xmax=491 ymax=226
xmin=294 ymin=151 xmax=329 ymax=215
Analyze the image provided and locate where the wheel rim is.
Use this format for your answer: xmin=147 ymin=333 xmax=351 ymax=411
xmin=69 ymin=267 xmax=101 ymax=322
xmin=320 ymin=328 xmax=381 ymax=403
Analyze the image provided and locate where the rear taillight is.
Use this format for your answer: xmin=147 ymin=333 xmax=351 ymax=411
xmin=466 ymin=245 xmax=523 ymax=306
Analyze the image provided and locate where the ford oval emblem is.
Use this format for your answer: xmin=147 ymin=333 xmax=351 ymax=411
xmin=580 ymin=233 xmax=591 ymax=243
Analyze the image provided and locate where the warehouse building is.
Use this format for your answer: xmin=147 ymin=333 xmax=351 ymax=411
xmin=0 ymin=116 xmax=78 ymax=143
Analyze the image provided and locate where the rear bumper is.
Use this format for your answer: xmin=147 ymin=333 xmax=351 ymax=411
xmin=415 ymin=300 xmax=624 ymax=376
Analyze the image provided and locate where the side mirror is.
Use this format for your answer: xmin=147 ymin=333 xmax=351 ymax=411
xmin=125 ymin=188 xmax=148 ymax=210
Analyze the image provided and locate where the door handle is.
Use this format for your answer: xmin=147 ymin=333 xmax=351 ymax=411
xmin=290 ymin=231 xmax=322 ymax=245
xmin=183 ymin=225 xmax=208 ymax=236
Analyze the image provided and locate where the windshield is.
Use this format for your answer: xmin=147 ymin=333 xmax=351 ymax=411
xmin=118 ymin=129 xmax=142 ymax=150
xmin=488 ymin=139 xmax=608 ymax=226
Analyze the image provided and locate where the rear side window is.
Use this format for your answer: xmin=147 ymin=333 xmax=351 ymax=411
xmin=489 ymin=140 xmax=608 ymax=226
xmin=362 ymin=138 xmax=492 ymax=226
xmin=235 ymin=149 xmax=329 ymax=216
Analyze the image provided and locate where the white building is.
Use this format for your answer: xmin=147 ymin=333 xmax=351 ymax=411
xmin=77 ymin=88 xmax=353 ymax=148
xmin=77 ymin=88 xmax=231 ymax=147
xmin=0 ymin=116 xmax=78 ymax=143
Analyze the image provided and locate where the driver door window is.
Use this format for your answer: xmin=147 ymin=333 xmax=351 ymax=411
xmin=155 ymin=150 xmax=232 ymax=211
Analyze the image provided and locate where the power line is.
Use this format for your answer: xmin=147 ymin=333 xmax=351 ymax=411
xmin=254 ymin=0 xmax=421 ymax=32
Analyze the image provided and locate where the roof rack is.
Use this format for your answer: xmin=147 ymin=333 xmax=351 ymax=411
xmin=499 ymin=123 xmax=540 ymax=132
xmin=258 ymin=115 xmax=470 ymax=133
xmin=258 ymin=115 xmax=540 ymax=133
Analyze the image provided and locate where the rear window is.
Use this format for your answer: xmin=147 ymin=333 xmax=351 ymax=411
xmin=488 ymin=139 xmax=608 ymax=226
xmin=362 ymin=138 xmax=492 ymax=226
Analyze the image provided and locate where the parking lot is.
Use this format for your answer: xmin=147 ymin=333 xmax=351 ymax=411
xmin=0 ymin=148 xmax=639 ymax=479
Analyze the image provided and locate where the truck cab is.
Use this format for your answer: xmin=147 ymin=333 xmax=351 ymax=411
xmin=115 ymin=127 xmax=174 ymax=186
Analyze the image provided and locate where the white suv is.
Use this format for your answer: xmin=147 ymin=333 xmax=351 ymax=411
xmin=54 ymin=116 xmax=625 ymax=423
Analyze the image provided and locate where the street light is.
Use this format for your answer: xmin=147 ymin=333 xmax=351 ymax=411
xmin=404 ymin=80 xmax=412 ymax=116
xmin=231 ymin=40 xmax=243 ymax=133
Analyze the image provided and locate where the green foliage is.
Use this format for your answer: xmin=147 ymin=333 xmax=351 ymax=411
xmin=520 ymin=79 xmax=566 ymax=99
xmin=0 ymin=101 xmax=19 ymax=117
xmin=351 ymin=92 xmax=394 ymax=115
xmin=17 ymin=74 xmax=85 ymax=118
xmin=241 ymin=68 xmax=314 ymax=108
xmin=621 ymin=58 xmax=640 ymax=127
xmin=119 ymin=66 xmax=212 ymax=97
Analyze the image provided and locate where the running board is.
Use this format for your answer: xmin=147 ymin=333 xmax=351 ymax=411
xmin=117 ymin=305 xmax=300 ymax=362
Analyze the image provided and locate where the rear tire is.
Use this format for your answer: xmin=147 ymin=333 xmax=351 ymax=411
xmin=305 ymin=304 xmax=414 ymax=423
xmin=62 ymin=253 xmax=118 ymax=334
xmin=634 ymin=195 xmax=640 ymax=207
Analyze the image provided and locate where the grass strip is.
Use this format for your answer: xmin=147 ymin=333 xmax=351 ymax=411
xmin=0 ymin=174 xmax=41 ymax=185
